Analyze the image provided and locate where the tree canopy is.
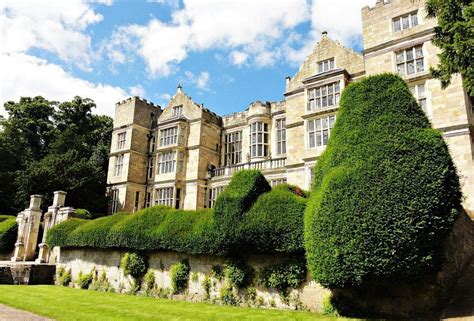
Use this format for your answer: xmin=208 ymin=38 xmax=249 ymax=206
xmin=426 ymin=0 xmax=474 ymax=95
xmin=0 ymin=96 xmax=112 ymax=215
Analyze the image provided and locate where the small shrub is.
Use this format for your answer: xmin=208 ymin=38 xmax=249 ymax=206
xmin=258 ymin=258 xmax=307 ymax=293
xmin=245 ymin=287 xmax=257 ymax=305
xmin=0 ymin=215 xmax=17 ymax=253
xmin=210 ymin=265 xmax=224 ymax=281
xmin=191 ymin=272 xmax=199 ymax=283
xmin=89 ymin=271 xmax=112 ymax=292
xmin=322 ymin=294 xmax=340 ymax=316
xmin=224 ymin=260 xmax=253 ymax=289
xmin=72 ymin=209 xmax=93 ymax=220
xmin=56 ymin=267 xmax=72 ymax=287
xmin=269 ymin=298 xmax=276 ymax=308
xmin=170 ymin=259 xmax=190 ymax=294
xmin=220 ymin=285 xmax=238 ymax=306
xmin=143 ymin=270 xmax=156 ymax=292
xmin=202 ymin=276 xmax=212 ymax=300
xmin=120 ymin=252 xmax=147 ymax=279
xmin=76 ymin=270 xmax=93 ymax=289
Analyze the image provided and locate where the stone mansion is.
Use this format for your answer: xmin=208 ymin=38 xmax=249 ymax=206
xmin=107 ymin=0 xmax=474 ymax=217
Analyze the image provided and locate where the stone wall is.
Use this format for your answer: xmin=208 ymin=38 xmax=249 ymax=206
xmin=56 ymin=249 xmax=329 ymax=312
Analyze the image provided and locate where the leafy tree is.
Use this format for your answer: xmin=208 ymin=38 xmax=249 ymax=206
xmin=0 ymin=96 xmax=112 ymax=214
xmin=426 ymin=0 xmax=474 ymax=95
xmin=305 ymin=74 xmax=461 ymax=289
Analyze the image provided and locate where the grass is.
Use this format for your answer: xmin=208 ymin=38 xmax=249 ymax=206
xmin=0 ymin=285 xmax=353 ymax=321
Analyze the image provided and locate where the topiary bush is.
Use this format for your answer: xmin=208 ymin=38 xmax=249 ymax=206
xmin=0 ymin=215 xmax=17 ymax=253
xmin=214 ymin=170 xmax=271 ymax=253
xmin=120 ymin=252 xmax=148 ymax=279
xmin=240 ymin=187 xmax=307 ymax=253
xmin=170 ymin=259 xmax=190 ymax=294
xmin=305 ymin=73 xmax=462 ymax=289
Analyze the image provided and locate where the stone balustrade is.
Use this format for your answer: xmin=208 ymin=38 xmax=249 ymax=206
xmin=208 ymin=157 xmax=287 ymax=179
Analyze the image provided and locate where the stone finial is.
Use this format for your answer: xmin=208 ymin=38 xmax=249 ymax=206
xmin=29 ymin=195 xmax=43 ymax=210
xmin=53 ymin=191 xmax=67 ymax=207
xmin=177 ymin=84 xmax=183 ymax=93
xmin=322 ymin=31 xmax=328 ymax=36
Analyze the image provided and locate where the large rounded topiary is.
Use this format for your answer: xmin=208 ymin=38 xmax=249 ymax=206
xmin=305 ymin=74 xmax=461 ymax=289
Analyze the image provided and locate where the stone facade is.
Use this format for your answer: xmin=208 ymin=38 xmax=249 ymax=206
xmin=107 ymin=0 xmax=474 ymax=217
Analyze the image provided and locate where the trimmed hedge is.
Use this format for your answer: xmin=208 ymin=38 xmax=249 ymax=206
xmin=47 ymin=170 xmax=307 ymax=255
xmin=47 ymin=206 xmax=219 ymax=254
xmin=304 ymin=74 xmax=462 ymax=289
xmin=214 ymin=170 xmax=271 ymax=253
xmin=240 ymin=185 xmax=307 ymax=253
xmin=0 ymin=215 xmax=17 ymax=253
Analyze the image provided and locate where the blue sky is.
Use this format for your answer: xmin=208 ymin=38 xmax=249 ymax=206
xmin=0 ymin=0 xmax=375 ymax=117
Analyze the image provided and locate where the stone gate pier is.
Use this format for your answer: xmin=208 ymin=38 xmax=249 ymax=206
xmin=0 ymin=191 xmax=75 ymax=285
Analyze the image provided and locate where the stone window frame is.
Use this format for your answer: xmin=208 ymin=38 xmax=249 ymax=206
xmin=172 ymin=105 xmax=183 ymax=117
xmin=155 ymin=187 xmax=174 ymax=207
xmin=117 ymin=132 xmax=126 ymax=150
xmin=208 ymin=186 xmax=225 ymax=208
xmin=409 ymin=82 xmax=428 ymax=115
xmin=395 ymin=45 xmax=424 ymax=76
xmin=110 ymin=189 xmax=120 ymax=214
xmin=308 ymin=82 xmax=341 ymax=111
xmin=147 ymin=156 xmax=155 ymax=179
xmin=224 ymin=130 xmax=243 ymax=166
xmin=177 ymin=151 xmax=184 ymax=173
xmin=307 ymin=115 xmax=336 ymax=148
xmin=249 ymin=122 xmax=269 ymax=158
xmin=318 ymin=58 xmax=335 ymax=73
xmin=145 ymin=191 xmax=152 ymax=208
xmin=275 ymin=118 xmax=286 ymax=155
xmin=149 ymin=135 xmax=156 ymax=153
xmin=114 ymin=154 xmax=124 ymax=176
xmin=392 ymin=11 xmax=418 ymax=32
xmin=159 ymin=126 xmax=178 ymax=146
xmin=269 ymin=178 xmax=287 ymax=187
xmin=158 ymin=151 xmax=176 ymax=174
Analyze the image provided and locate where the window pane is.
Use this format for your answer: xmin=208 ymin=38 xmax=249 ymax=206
xmin=418 ymin=83 xmax=426 ymax=96
xmin=309 ymin=132 xmax=315 ymax=148
xmin=416 ymin=59 xmax=424 ymax=72
xmin=394 ymin=19 xmax=401 ymax=32
xmin=396 ymin=52 xmax=405 ymax=63
xmin=411 ymin=14 xmax=418 ymax=27
xmin=407 ymin=61 xmax=415 ymax=74
xmin=415 ymin=46 xmax=423 ymax=58
xmin=322 ymin=97 xmax=327 ymax=107
xmin=316 ymin=132 xmax=322 ymax=146
xmin=406 ymin=49 xmax=414 ymax=61
xmin=323 ymin=130 xmax=329 ymax=145
xmin=402 ymin=16 xmax=409 ymax=29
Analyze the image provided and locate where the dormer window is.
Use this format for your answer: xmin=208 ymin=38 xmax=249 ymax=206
xmin=393 ymin=11 xmax=418 ymax=32
xmin=173 ymin=105 xmax=183 ymax=116
xmin=318 ymin=58 xmax=335 ymax=73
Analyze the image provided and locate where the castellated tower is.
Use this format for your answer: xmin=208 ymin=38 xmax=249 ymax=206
xmin=107 ymin=96 xmax=161 ymax=213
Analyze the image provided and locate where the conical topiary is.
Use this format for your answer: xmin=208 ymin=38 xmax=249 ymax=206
xmin=304 ymin=74 xmax=462 ymax=289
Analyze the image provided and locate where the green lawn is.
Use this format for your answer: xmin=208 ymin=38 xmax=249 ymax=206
xmin=0 ymin=285 xmax=353 ymax=321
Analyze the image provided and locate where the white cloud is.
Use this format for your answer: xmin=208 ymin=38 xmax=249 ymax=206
xmin=310 ymin=0 xmax=376 ymax=46
xmin=146 ymin=0 xmax=180 ymax=8
xmin=129 ymin=85 xmax=145 ymax=97
xmin=159 ymin=93 xmax=172 ymax=100
xmin=108 ymin=0 xmax=310 ymax=76
xmin=0 ymin=53 xmax=127 ymax=117
xmin=229 ymin=51 xmax=248 ymax=66
xmin=0 ymin=0 xmax=106 ymax=70
xmin=185 ymin=71 xmax=210 ymax=90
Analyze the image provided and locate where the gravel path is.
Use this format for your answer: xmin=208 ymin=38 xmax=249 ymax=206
xmin=0 ymin=304 xmax=53 ymax=321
